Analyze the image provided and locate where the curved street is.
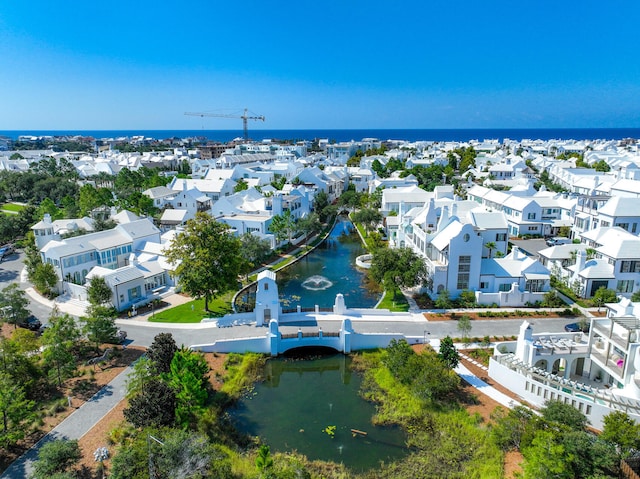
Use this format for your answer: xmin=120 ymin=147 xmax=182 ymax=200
xmin=0 ymin=248 xmax=572 ymax=478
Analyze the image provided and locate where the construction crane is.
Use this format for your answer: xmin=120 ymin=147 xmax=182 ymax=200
xmin=184 ymin=108 xmax=265 ymax=141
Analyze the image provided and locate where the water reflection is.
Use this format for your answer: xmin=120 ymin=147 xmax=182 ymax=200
xmin=231 ymin=354 xmax=408 ymax=471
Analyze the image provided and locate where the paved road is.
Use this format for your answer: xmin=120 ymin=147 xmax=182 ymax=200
xmin=0 ymin=364 xmax=134 ymax=479
xmin=1 ymin=249 xmax=572 ymax=477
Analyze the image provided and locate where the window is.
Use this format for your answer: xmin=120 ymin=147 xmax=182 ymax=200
xmin=480 ymin=282 xmax=488 ymax=289
xmin=456 ymin=274 xmax=469 ymax=290
xmin=499 ymin=283 xmax=511 ymax=292
xmin=527 ymin=212 xmax=536 ymax=220
xmin=496 ymin=233 xmax=506 ymax=242
xmin=620 ymin=261 xmax=640 ymax=273
xmin=616 ymin=223 xmax=629 ymax=231
xmin=128 ymin=286 xmax=141 ymax=301
xmin=528 ymin=226 xmax=537 ymax=231
xmin=463 ymin=233 xmax=470 ymax=242
xmin=617 ymin=280 xmax=634 ymax=293
xmin=264 ymin=283 xmax=269 ymax=291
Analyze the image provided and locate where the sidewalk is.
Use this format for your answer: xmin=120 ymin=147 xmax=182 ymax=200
xmin=0 ymin=364 xmax=134 ymax=479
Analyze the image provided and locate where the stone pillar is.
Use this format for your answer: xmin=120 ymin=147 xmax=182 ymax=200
xmin=334 ymin=294 xmax=346 ymax=315
xmin=269 ymin=319 xmax=279 ymax=356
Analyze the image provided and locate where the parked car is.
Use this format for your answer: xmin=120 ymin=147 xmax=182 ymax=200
xmin=18 ymin=315 xmax=42 ymax=331
xmin=564 ymin=321 xmax=590 ymax=333
xmin=0 ymin=244 xmax=15 ymax=260
xmin=546 ymin=237 xmax=572 ymax=247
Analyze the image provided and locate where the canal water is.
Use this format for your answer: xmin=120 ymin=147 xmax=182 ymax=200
xmin=230 ymin=354 xmax=408 ymax=471
xmin=276 ymin=217 xmax=379 ymax=309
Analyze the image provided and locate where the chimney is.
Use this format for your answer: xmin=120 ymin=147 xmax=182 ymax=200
xmin=575 ymin=249 xmax=587 ymax=273
xmin=451 ymin=203 xmax=458 ymax=219
xmin=43 ymin=213 xmax=52 ymax=224
xmin=437 ymin=205 xmax=449 ymax=231
xmin=512 ymin=246 xmax=520 ymax=260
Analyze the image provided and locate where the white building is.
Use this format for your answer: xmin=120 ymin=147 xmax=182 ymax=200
xmin=490 ymin=300 xmax=640 ymax=430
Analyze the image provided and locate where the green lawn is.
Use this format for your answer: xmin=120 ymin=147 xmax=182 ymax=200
xmin=0 ymin=202 xmax=25 ymax=213
xmin=148 ymin=294 xmax=234 ymax=323
xmin=377 ymin=288 xmax=410 ymax=312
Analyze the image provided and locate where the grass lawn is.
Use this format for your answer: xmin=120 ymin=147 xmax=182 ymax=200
xmin=148 ymin=293 xmax=234 ymax=323
xmin=377 ymin=288 xmax=410 ymax=312
xmin=0 ymin=202 xmax=25 ymax=213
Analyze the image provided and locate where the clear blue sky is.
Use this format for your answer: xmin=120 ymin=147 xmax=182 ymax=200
xmin=1 ymin=1 xmax=639 ymax=130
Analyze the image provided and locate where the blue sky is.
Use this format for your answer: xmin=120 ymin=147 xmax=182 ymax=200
xmin=1 ymin=1 xmax=639 ymax=130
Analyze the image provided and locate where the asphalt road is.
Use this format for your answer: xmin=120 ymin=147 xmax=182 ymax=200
xmin=2 ymin=249 xmax=571 ymax=348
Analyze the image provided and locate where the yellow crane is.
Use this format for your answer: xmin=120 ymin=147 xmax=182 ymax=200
xmin=184 ymin=108 xmax=265 ymax=141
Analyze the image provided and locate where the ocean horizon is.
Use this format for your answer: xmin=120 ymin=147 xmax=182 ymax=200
xmin=1 ymin=128 xmax=639 ymax=143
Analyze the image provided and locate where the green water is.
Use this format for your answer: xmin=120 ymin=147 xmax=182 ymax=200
xmin=230 ymin=354 xmax=408 ymax=471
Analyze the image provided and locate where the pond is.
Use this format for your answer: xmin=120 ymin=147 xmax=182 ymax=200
xmin=276 ymin=217 xmax=380 ymax=309
xmin=230 ymin=353 xmax=408 ymax=471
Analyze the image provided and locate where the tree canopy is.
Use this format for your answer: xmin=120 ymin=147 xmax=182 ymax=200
xmin=165 ymin=213 xmax=246 ymax=311
xmin=369 ymin=247 xmax=427 ymax=290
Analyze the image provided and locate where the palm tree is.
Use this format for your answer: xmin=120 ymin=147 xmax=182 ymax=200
xmin=485 ymin=241 xmax=497 ymax=259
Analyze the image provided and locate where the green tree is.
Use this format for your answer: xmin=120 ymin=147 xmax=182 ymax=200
xmin=435 ymin=289 xmax=453 ymax=309
xmin=31 ymin=262 xmax=59 ymax=297
xmin=523 ymin=430 xmax=573 ymax=479
xmin=156 ymin=430 xmax=232 ymax=479
xmin=0 ymin=283 xmax=30 ymax=329
xmin=0 ymin=371 xmax=34 ymax=448
xmin=351 ymin=207 xmax=382 ymax=235
xmin=490 ymin=405 xmax=539 ymax=451
xmin=147 ymin=332 xmax=178 ymax=374
xmin=31 ymin=439 xmax=82 ymax=479
xmin=457 ymin=315 xmax=472 ymax=341
xmin=37 ymin=197 xmax=63 ymax=221
xmin=484 ymin=241 xmax=496 ymax=258
xmin=369 ymin=247 xmax=427 ymax=290
xmin=124 ymin=379 xmax=176 ymax=428
xmin=84 ymin=306 xmax=118 ymax=350
xmin=234 ymin=178 xmax=249 ymax=192
xmin=86 ymin=276 xmax=113 ymax=306
xmin=78 ymin=183 xmax=113 ymax=216
xmin=631 ymin=290 xmax=640 ymax=302
xmin=541 ymin=399 xmax=588 ymax=431
xmin=438 ymin=336 xmax=459 ymax=369
xmin=457 ymin=290 xmax=476 ymax=308
xmin=239 ymin=232 xmax=273 ymax=275
xmin=601 ymin=410 xmax=640 ymax=453
xmin=41 ymin=312 xmax=80 ymax=387
xmin=165 ymin=212 xmax=245 ymax=311
xmin=296 ymin=212 xmax=322 ymax=246
xmin=0 ymin=335 xmax=41 ymax=396
xmin=337 ymin=190 xmax=361 ymax=211
xmin=168 ymin=347 xmax=209 ymax=428
xmin=593 ymin=286 xmax=618 ymax=311
xmin=313 ymin=190 xmax=331 ymax=221
xmin=561 ymin=430 xmax=620 ymax=479
xmin=125 ymin=355 xmax=155 ymax=399
xmin=382 ymin=339 xmax=415 ymax=382
xmin=594 ymin=159 xmax=611 ymax=172
xmin=269 ymin=209 xmax=298 ymax=245
xmin=255 ymin=444 xmax=274 ymax=473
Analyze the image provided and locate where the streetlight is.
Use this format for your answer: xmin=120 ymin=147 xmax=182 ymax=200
xmin=148 ymin=434 xmax=164 ymax=479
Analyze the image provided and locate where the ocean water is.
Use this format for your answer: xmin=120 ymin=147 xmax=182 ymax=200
xmin=1 ymin=128 xmax=639 ymax=143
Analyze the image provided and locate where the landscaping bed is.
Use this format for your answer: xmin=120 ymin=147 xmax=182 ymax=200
xmin=424 ymin=308 xmax=582 ymax=321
